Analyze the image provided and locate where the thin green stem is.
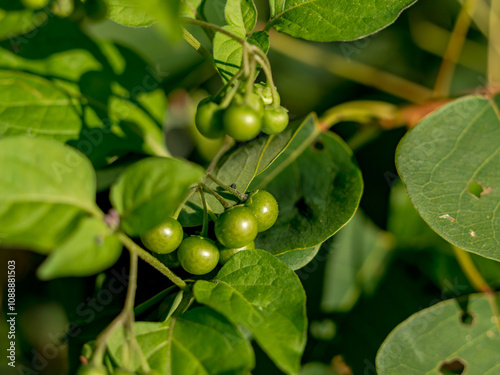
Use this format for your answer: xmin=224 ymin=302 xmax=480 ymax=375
xmin=245 ymin=58 xmax=257 ymax=100
xmin=182 ymin=27 xmax=215 ymax=66
xmin=173 ymin=187 xmax=197 ymax=220
xmin=119 ymin=233 xmax=189 ymax=292
xmin=489 ymin=0 xmax=500 ymax=85
xmin=453 ymin=246 xmax=500 ymax=334
xmin=200 ymin=182 xmax=231 ymax=209
xmin=91 ymin=249 xmax=140 ymax=367
xmin=207 ymin=174 xmax=248 ymax=201
xmin=214 ymin=68 xmax=245 ymax=101
xmin=220 ymin=80 xmax=241 ymax=109
xmin=433 ymin=0 xmax=479 ymax=97
xmin=198 ymin=185 xmax=209 ymax=237
xmin=182 ymin=18 xmax=245 ymax=44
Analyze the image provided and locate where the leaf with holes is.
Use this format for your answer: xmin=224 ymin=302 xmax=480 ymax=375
xmin=266 ymin=0 xmax=417 ymax=42
xmin=107 ymin=307 xmax=255 ymax=374
xmin=37 ymin=217 xmax=122 ymax=280
xmin=321 ymin=212 xmax=394 ymax=313
xmin=376 ymin=293 xmax=500 ymax=374
xmin=396 ymin=95 xmax=500 ymax=261
xmin=110 ymin=157 xmax=204 ymax=236
xmin=0 ymin=136 xmax=100 ymax=253
xmin=194 ymin=249 xmax=307 ymax=375
xmin=254 ymin=132 xmax=363 ymax=263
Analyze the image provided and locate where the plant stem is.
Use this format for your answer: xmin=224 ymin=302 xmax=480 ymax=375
xmin=119 ymin=233 xmax=189 ymax=292
xmin=207 ymin=174 xmax=248 ymax=201
xmin=206 ymin=136 xmax=233 ymax=174
xmin=489 ymin=0 xmax=500 ymax=86
xmin=219 ymin=80 xmax=241 ymax=108
xmin=214 ymin=67 xmax=245 ymax=100
xmin=433 ymin=0 xmax=479 ymax=98
xmin=453 ymin=246 xmax=500 ymax=334
xmin=269 ymin=30 xmax=432 ymax=103
xmin=318 ymin=101 xmax=399 ymax=131
xmin=91 ymin=250 xmax=140 ymax=366
xmin=200 ymin=182 xmax=231 ymax=209
xmin=182 ymin=27 xmax=215 ymax=66
xmin=198 ymin=185 xmax=209 ymax=237
xmin=173 ymin=187 xmax=196 ymax=220
xmin=182 ymin=18 xmax=245 ymax=44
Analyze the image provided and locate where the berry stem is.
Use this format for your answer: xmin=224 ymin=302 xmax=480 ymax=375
xmin=214 ymin=68 xmax=244 ymax=101
xmin=200 ymin=182 xmax=231 ymax=209
xmin=207 ymin=174 xmax=248 ymax=201
xmin=182 ymin=18 xmax=245 ymax=44
xmin=119 ymin=233 xmax=190 ymax=292
xmin=197 ymin=185 xmax=209 ymax=237
xmin=219 ymin=80 xmax=241 ymax=109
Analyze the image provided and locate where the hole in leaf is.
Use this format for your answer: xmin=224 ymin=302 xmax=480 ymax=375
xmin=468 ymin=181 xmax=483 ymax=199
xmin=439 ymin=358 xmax=466 ymax=375
xmin=295 ymin=198 xmax=314 ymax=220
xmin=460 ymin=311 xmax=474 ymax=326
xmin=311 ymin=140 xmax=325 ymax=151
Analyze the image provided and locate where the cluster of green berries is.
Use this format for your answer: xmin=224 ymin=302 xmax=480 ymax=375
xmin=195 ymin=82 xmax=289 ymax=142
xmin=76 ymin=364 xmax=161 ymax=375
xmin=140 ymin=190 xmax=279 ymax=275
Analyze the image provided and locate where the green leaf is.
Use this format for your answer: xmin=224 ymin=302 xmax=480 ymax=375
xmin=267 ymin=0 xmax=417 ymax=42
xmin=179 ymin=115 xmax=317 ymax=227
xmin=0 ymin=19 xmax=169 ymax=168
xmin=110 ymin=157 xmax=204 ymax=236
xmin=0 ymin=137 xmax=100 ymax=253
xmin=396 ymin=95 xmax=500 ymax=261
xmin=255 ymin=132 xmax=363 ymax=262
xmin=225 ymin=0 xmax=257 ymax=33
xmin=107 ymin=307 xmax=255 ymax=374
xmin=321 ymin=212 xmax=394 ymax=313
xmin=275 ymin=245 xmax=321 ymax=271
xmin=301 ymin=363 xmax=339 ymax=375
xmin=213 ymin=25 xmax=246 ymax=83
xmin=37 ymin=217 xmax=122 ymax=280
xmin=0 ymin=8 xmax=47 ymax=41
xmin=376 ymin=293 xmax=500 ymax=374
xmin=194 ymin=249 xmax=307 ymax=375
xmin=107 ymin=0 xmax=182 ymax=40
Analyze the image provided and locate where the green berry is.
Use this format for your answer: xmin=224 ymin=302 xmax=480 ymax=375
xmin=219 ymin=241 xmax=255 ymax=265
xmin=178 ymin=236 xmax=219 ymax=275
xmin=215 ymin=206 xmax=259 ymax=248
xmin=195 ymin=98 xmax=225 ymax=139
xmin=254 ymin=82 xmax=280 ymax=106
xmin=140 ymin=218 xmax=183 ymax=254
xmin=262 ymin=106 xmax=289 ymax=135
xmin=234 ymin=92 xmax=265 ymax=116
xmin=245 ymin=190 xmax=279 ymax=232
xmin=222 ymin=105 xmax=262 ymax=142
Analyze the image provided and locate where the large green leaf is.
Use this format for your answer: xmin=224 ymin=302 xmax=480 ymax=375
xmin=213 ymin=25 xmax=246 ymax=83
xmin=194 ymin=249 xmax=307 ymax=375
xmin=107 ymin=0 xmax=182 ymax=39
xmin=0 ymin=19 xmax=169 ymax=167
xmin=321 ymin=212 xmax=394 ymax=313
xmin=267 ymin=0 xmax=417 ymax=42
xmin=107 ymin=307 xmax=255 ymax=374
xmin=376 ymin=293 xmax=500 ymax=374
xmin=110 ymin=157 xmax=204 ymax=236
xmin=255 ymin=132 xmax=363 ymax=260
xmin=37 ymin=217 xmax=122 ymax=280
xmin=396 ymin=95 xmax=500 ymax=261
xmin=0 ymin=137 xmax=100 ymax=253
xmin=225 ymin=0 xmax=257 ymax=33
xmin=179 ymin=115 xmax=317 ymax=227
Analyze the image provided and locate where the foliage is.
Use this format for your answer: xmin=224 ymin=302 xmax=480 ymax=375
xmin=0 ymin=0 xmax=499 ymax=374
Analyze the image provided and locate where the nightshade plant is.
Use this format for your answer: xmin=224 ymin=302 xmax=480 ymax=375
xmin=0 ymin=0 xmax=499 ymax=374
